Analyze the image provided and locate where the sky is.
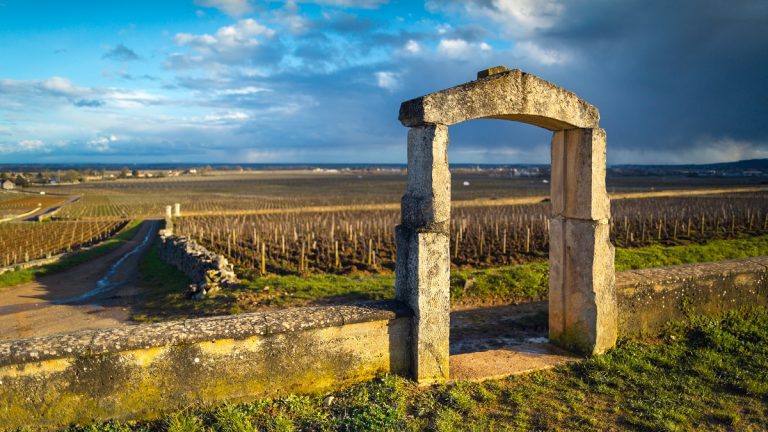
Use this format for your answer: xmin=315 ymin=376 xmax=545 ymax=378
xmin=0 ymin=0 xmax=766 ymax=165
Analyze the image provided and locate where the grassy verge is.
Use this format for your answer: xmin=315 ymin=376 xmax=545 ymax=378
xmin=133 ymin=234 xmax=768 ymax=318
xmin=0 ymin=220 xmax=142 ymax=289
xmin=615 ymin=234 xmax=768 ymax=271
xmin=130 ymin=241 xmax=194 ymax=323
xmin=72 ymin=307 xmax=768 ymax=431
xmin=131 ymin=269 xmax=394 ymax=322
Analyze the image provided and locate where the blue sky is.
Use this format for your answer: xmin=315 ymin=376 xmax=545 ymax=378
xmin=0 ymin=0 xmax=766 ymax=164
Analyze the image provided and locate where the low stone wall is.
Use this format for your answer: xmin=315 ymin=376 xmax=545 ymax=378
xmin=0 ymin=300 xmax=411 ymax=429
xmin=158 ymin=222 xmax=238 ymax=296
xmin=616 ymin=256 xmax=768 ymax=337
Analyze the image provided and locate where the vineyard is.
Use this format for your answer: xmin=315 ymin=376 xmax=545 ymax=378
xmin=4 ymin=172 xmax=768 ymax=275
xmin=26 ymin=173 xmax=573 ymax=219
xmin=172 ymin=191 xmax=768 ymax=276
xmin=0 ymin=220 xmax=128 ymax=267
xmin=53 ymin=193 xmax=299 ymax=220
xmin=0 ymin=195 xmax=67 ymax=219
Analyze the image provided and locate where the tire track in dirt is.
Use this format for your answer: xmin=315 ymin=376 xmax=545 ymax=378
xmin=0 ymin=220 xmax=159 ymax=340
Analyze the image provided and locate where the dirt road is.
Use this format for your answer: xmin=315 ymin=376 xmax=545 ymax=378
xmin=0 ymin=220 xmax=159 ymax=340
xmin=22 ymin=195 xmax=80 ymax=221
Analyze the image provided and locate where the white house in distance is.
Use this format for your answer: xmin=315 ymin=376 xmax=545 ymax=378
xmin=1 ymin=180 xmax=14 ymax=190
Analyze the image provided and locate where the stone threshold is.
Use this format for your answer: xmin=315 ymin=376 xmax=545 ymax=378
xmin=449 ymin=343 xmax=579 ymax=382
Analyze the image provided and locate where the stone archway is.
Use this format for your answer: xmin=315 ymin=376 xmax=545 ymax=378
xmin=395 ymin=67 xmax=617 ymax=383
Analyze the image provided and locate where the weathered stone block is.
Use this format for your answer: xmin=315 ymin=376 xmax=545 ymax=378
xmin=549 ymin=217 xmax=617 ymax=355
xmin=399 ymin=68 xmax=600 ymax=130
xmin=616 ymin=258 xmax=768 ymax=338
xmin=395 ymin=225 xmax=450 ymax=383
xmin=476 ymin=66 xmax=510 ymax=79
xmin=401 ymin=124 xmax=450 ymax=231
xmin=550 ymin=128 xmax=610 ymax=221
xmin=0 ymin=302 xmax=412 ymax=429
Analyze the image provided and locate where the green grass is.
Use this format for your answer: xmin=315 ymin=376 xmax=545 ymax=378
xmin=71 ymin=307 xmax=768 ymax=431
xmin=450 ymin=262 xmax=549 ymax=305
xmin=0 ymin=219 xmax=142 ymax=289
xmin=132 ymin=270 xmax=396 ymax=321
xmin=615 ymin=234 xmax=768 ymax=271
xmin=130 ymin=241 xmax=194 ymax=322
xmin=137 ymin=234 xmax=768 ymax=317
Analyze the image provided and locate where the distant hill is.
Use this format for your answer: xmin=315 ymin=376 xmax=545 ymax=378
xmin=1 ymin=159 xmax=767 ymax=175
xmin=609 ymin=158 xmax=768 ymax=177
xmin=611 ymin=158 xmax=768 ymax=171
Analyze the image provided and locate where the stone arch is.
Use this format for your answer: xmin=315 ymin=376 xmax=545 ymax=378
xmin=395 ymin=67 xmax=617 ymax=383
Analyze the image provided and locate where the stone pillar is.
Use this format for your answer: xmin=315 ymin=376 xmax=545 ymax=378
xmin=396 ymin=124 xmax=451 ymax=383
xmin=165 ymin=205 xmax=173 ymax=219
xmin=549 ymin=128 xmax=617 ymax=355
xmin=174 ymin=203 xmax=181 ymax=217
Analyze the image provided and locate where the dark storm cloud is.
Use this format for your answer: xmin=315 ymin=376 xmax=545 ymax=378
xmin=118 ymin=72 xmax=158 ymax=81
xmin=421 ymin=0 xmax=768 ymax=163
xmin=325 ymin=12 xmax=377 ymax=33
xmin=527 ymin=0 xmax=768 ymax=162
xmin=102 ymin=44 xmax=140 ymax=61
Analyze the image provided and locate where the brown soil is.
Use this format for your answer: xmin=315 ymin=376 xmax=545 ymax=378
xmin=0 ymin=220 xmax=159 ymax=340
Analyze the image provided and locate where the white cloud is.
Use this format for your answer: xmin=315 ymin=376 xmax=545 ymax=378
xmin=374 ymin=71 xmax=399 ymax=91
xmin=216 ymin=86 xmax=270 ymax=96
xmin=203 ymin=111 xmax=250 ymax=123
xmin=194 ymin=0 xmax=252 ymax=17
xmin=430 ymin=0 xmax=563 ymax=36
xmin=17 ymin=139 xmax=44 ymax=150
xmin=173 ymin=19 xmax=276 ymax=65
xmin=490 ymin=0 xmax=563 ymax=31
xmin=87 ymin=135 xmax=118 ymax=152
xmin=298 ymin=0 xmax=387 ymax=8
xmin=0 ymin=76 xmax=163 ymax=111
xmin=437 ymin=38 xmax=491 ymax=59
xmin=404 ymin=39 xmax=421 ymax=54
xmin=40 ymin=77 xmax=78 ymax=95
xmin=102 ymin=89 xmax=162 ymax=108
xmin=276 ymin=1 xmax=311 ymax=34
xmin=175 ymin=19 xmax=275 ymax=50
xmin=513 ymin=41 xmax=569 ymax=65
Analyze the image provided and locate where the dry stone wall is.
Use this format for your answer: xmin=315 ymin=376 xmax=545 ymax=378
xmin=158 ymin=219 xmax=238 ymax=297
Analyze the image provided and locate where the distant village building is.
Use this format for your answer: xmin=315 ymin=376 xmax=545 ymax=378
xmin=1 ymin=180 xmax=15 ymax=190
